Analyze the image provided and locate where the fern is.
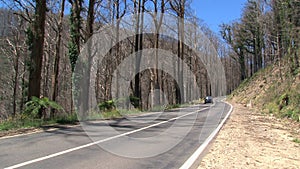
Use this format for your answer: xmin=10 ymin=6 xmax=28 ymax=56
xmin=24 ymin=96 xmax=63 ymax=118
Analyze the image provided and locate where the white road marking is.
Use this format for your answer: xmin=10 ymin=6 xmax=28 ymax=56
xmin=179 ymin=100 xmax=233 ymax=169
xmin=4 ymin=106 xmax=209 ymax=169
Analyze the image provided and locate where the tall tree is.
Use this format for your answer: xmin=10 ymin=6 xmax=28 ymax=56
xmin=170 ymin=0 xmax=187 ymax=103
xmin=220 ymin=23 xmax=247 ymax=80
xmin=241 ymin=0 xmax=264 ymax=74
xmin=27 ymin=0 xmax=47 ymax=117
xmin=50 ymin=0 xmax=66 ymax=118
xmin=0 ymin=10 xmax=27 ymax=117
xmin=149 ymin=0 xmax=166 ymax=106
xmin=68 ymin=0 xmax=83 ymax=72
xmin=133 ymin=0 xmax=145 ymax=109
xmin=81 ymin=0 xmax=96 ymax=118
xmin=6 ymin=21 xmax=23 ymax=117
xmin=114 ymin=0 xmax=126 ymax=98
xmin=272 ymin=0 xmax=300 ymax=72
xmin=68 ymin=0 xmax=83 ymax=115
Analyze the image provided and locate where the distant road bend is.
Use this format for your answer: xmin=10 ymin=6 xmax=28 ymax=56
xmin=0 ymin=98 xmax=232 ymax=169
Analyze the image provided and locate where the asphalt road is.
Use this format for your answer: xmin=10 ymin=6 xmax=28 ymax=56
xmin=0 ymin=99 xmax=231 ymax=169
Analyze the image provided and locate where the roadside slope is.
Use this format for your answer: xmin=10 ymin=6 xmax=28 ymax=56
xmin=230 ymin=62 xmax=300 ymax=121
xmin=199 ymin=61 xmax=300 ymax=168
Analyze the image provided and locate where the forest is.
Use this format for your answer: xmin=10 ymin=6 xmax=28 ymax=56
xmin=0 ymin=0 xmax=299 ymax=125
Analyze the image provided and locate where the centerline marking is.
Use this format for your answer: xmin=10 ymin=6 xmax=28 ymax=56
xmin=5 ymin=106 xmax=209 ymax=169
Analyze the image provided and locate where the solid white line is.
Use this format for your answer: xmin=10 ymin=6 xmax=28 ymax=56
xmin=4 ymin=106 xmax=209 ymax=169
xmin=179 ymin=100 xmax=233 ymax=169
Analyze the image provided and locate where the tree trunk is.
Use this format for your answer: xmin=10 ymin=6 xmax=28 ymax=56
xmin=50 ymin=0 xmax=65 ymax=118
xmin=115 ymin=0 xmax=126 ymax=99
xmin=81 ymin=0 xmax=95 ymax=118
xmin=134 ymin=0 xmax=144 ymax=109
xmin=27 ymin=0 xmax=47 ymax=118
xmin=8 ymin=34 xmax=21 ymax=117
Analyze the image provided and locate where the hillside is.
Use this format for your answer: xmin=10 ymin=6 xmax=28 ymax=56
xmin=199 ymin=60 xmax=300 ymax=168
xmin=229 ymin=60 xmax=300 ymax=122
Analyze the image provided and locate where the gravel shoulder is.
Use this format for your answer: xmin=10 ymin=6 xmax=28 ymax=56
xmin=199 ymin=101 xmax=300 ymax=169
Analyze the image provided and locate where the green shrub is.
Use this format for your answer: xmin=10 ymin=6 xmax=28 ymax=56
xmin=55 ymin=114 xmax=78 ymax=124
xmin=264 ymin=102 xmax=278 ymax=114
xmin=166 ymin=104 xmax=180 ymax=110
xmin=101 ymin=110 xmax=121 ymax=119
xmin=0 ymin=119 xmax=18 ymax=131
xmin=98 ymin=100 xmax=115 ymax=111
xmin=281 ymin=107 xmax=300 ymax=122
xmin=293 ymin=138 xmax=300 ymax=144
xmin=278 ymin=93 xmax=289 ymax=110
xmin=24 ymin=96 xmax=63 ymax=118
xmin=0 ymin=116 xmax=45 ymax=131
xmin=129 ymin=95 xmax=140 ymax=108
xmin=0 ymin=113 xmax=78 ymax=131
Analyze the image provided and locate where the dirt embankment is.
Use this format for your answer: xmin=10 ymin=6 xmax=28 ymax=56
xmin=199 ymin=102 xmax=300 ymax=169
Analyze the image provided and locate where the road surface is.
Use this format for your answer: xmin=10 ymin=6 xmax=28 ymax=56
xmin=0 ymin=99 xmax=231 ymax=169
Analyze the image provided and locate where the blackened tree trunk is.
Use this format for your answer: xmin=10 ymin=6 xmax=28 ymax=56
xmin=134 ymin=0 xmax=144 ymax=109
xmin=170 ymin=0 xmax=186 ymax=104
xmin=27 ymin=0 xmax=47 ymax=118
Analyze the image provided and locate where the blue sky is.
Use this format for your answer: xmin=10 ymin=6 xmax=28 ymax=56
xmin=191 ymin=0 xmax=247 ymax=34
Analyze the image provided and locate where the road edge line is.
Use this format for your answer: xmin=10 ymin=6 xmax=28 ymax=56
xmin=179 ymin=100 xmax=233 ymax=169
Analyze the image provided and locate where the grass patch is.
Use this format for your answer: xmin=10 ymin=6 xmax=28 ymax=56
xmin=86 ymin=102 xmax=192 ymax=120
xmin=0 ymin=96 xmax=78 ymax=132
xmin=230 ymin=61 xmax=300 ymax=123
xmin=263 ymin=91 xmax=300 ymax=122
xmin=228 ymin=65 xmax=274 ymax=101
xmin=0 ymin=118 xmax=47 ymax=131
xmin=101 ymin=110 xmax=122 ymax=119
xmin=86 ymin=110 xmax=121 ymax=120
xmin=292 ymin=138 xmax=300 ymax=144
xmin=149 ymin=105 xmax=166 ymax=112
xmin=0 ymin=100 xmax=204 ymax=132
xmin=166 ymin=104 xmax=180 ymax=110
xmin=264 ymin=102 xmax=278 ymax=114
xmin=119 ymin=109 xmax=141 ymax=115
xmin=0 ymin=114 xmax=78 ymax=132
xmin=280 ymin=107 xmax=300 ymax=122
xmin=87 ymin=109 xmax=142 ymax=120
xmin=55 ymin=114 xmax=79 ymax=124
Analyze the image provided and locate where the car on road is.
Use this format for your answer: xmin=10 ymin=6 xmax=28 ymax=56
xmin=204 ymin=96 xmax=213 ymax=104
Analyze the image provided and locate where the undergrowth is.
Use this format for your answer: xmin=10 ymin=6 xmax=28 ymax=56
xmin=229 ymin=61 xmax=300 ymax=122
xmin=0 ymin=97 xmax=202 ymax=132
xmin=0 ymin=113 xmax=78 ymax=131
xmin=293 ymin=138 xmax=300 ymax=144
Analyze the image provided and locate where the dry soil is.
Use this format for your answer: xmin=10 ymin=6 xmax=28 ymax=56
xmin=199 ymin=102 xmax=300 ymax=169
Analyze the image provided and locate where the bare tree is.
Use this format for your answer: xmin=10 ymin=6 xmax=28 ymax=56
xmin=148 ymin=0 xmax=167 ymax=106
xmin=170 ymin=0 xmax=187 ymax=103
xmin=50 ymin=0 xmax=66 ymax=118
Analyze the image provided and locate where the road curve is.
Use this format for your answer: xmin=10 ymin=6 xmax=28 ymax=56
xmin=0 ymin=99 xmax=231 ymax=169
